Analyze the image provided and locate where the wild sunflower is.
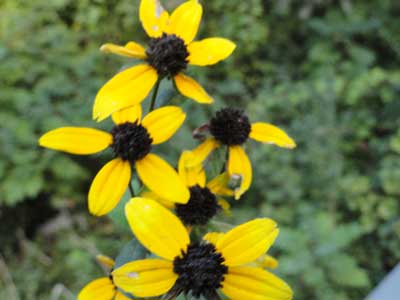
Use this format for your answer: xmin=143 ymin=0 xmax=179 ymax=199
xmin=141 ymin=150 xmax=234 ymax=226
xmin=93 ymin=0 xmax=236 ymax=121
xmin=39 ymin=105 xmax=189 ymax=216
xmin=191 ymin=107 xmax=296 ymax=199
xmin=78 ymin=255 xmax=131 ymax=300
xmin=112 ymin=198 xmax=293 ymax=300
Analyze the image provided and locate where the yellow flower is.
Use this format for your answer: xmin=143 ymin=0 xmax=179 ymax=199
xmin=112 ymin=198 xmax=293 ymax=300
xmin=192 ymin=108 xmax=296 ymax=199
xmin=141 ymin=150 xmax=233 ymax=226
xmin=93 ymin=0 xmax=236 ymax=121
xmin=78 ymin=255 xmax=131 ymax=300
xmin=39 ymin=105 xmax=190 ymax=216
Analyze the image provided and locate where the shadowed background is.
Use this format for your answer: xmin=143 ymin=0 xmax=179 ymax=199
xmin=1 ymin=0 xmax=399 ymax=299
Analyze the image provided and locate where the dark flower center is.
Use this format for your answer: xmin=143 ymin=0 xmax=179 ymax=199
xmin=209 ymin=108 xmax=251 ymax=145
xmin=175 ymin=185 xmax=220 ymax=226
xmin=110 ymin=122 xmax=153 ymax=163
xmin=146 ymin=33 xmax=189 ymax=78
xmin=173 ymin=243 xmax=228 ymax=298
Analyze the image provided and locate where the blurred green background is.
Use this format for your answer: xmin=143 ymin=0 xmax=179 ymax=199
xmin=1 ymin=0 xmax=400 ymax=299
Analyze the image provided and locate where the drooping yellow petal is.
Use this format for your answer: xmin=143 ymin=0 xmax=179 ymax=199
xmin=178 ymin=151 xmax=206 ymax=187
xmin=215 ymin=218 xmax=279 ymax=266
xmin=115 ymin=291 xmax=132 ymax=300
xmin=78 ymin=277 xmax=116 ymax=300
xmin=191 ymin=138 xmax=220 ymax=164
xmin=39 ymin=127 xmax=112 ymax=155
xmin=168 ymin=0 xmax=202 ymax=44
xmin=228 ymin=146 xmax=252 ymax=200
xmin=88 ymin=159 xmax=131 ymax=216
xmin=255 ymin=255 xmax=279 ymax=270
xmin=141 ymin=190 xmax=175 ymax=209
xmin=249 ymin=122 xmax=296 ymax=149
xmin=112 ymin=259 xmax=177 ymax=298
xmin=96 ymin=254 xmax=115 ymax=269
xmin=135 ymin=154 xmax=190 ymax=204
xmin=140 ymin=0 xmax=170 ymax=38
xmin=188 ymin=38 xmax=236 ymax=66
xmin=100 ymin=41 xmax=147 ymax=59
xmin=112 ymin=105 xmax=142 ymax=125
xmin=218 ymin=198 xmax=232 ymax=215
xmin=203 ymin=232 xmax=225 ymax=246
xmin=207 ymin=173 xmax=234 ymax=197
xmin=93 ymin=64 xmax=158 ymax=122
xmin=174 ymin=73 xmax=213 ymax=104
xmin=221 ymin=267 xmax=293 ymax=300
xmin=142 ymin=106 xmax=186 ymax=145
xmin=125 ymin=198 xmax=190 ymax=260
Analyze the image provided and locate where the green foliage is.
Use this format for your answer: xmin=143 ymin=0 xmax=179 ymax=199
xmin=1 ymin=0 xmax=399 ymax=300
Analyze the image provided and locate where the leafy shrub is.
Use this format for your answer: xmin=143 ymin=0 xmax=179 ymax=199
xmin=1 ymin=0 xmax=399 ymax=299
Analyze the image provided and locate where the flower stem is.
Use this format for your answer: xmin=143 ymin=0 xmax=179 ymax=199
xmin=220 ymin=145 xmax=229 ymax=174
xmin=128 ymin=181 xmax=135 ymax=197
xmin=148 ymin=79 xmax=161 ymax=113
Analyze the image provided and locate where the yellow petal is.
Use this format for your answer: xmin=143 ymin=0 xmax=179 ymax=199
xmin=88 ymin=159 xmax=131 ymax=216
xmin=96 ymin=255 xmax=115 ymax=269
xmin=215 ymin=218 xmax=279 ymax=266
xmin=178 ymin=151 xmax=206 ymax=187
xmin=93 ymin=64 xmax=158 ymax=122
xmin=39 ymin=127 xmax=112 ymax=155
xmin=141 ymin=190 xmax=175 ymax=209
xmin=142 ymin=106 xmax=186 ymax=145
xmin=135 ymin=154 xmax=190 ymax=204
xmin=221 ymin=267 xmax=293 ymax=300
xmin=203 ymin=232 xmax=225 ymax=246
xmin=112 ymin=259 xmax=176 ymax=298
xmin=188 ymin=38 xmax=236 ymax=66
xmin=174 ymin=73 xmax=213 ymax=104
xmin=100 ymin=41 xmax=146 ymax=59
xmin=112 ymin=105 xmax=142 ymax=125
xmin=168 ymin=0 xmax=202 ymax=44
xmin=115 ymin=291 xmax=132 ymax=300
xmin=140 ymin=0 xmax=170 ymax=38
xmin=125 ymin=198 xmax=190 ymax=260
xmin=255 ymin=255 xmax=279 ymax=270
xmin=207 ymin=173 xmax=234 ymax=197
xmin=218 ymin=198 xmax=232 ymax=215
xmin=78 ymin=277 xmax=116 ymax=300
xmin=191 ymin=138 xmax=220 ymax=164
xmin=228 ymin=146 xmax=252 ymax=200
xmin=249 ymin=123 xmax=296 ymax=149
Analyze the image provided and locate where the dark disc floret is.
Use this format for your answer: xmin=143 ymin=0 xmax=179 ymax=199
xmin=175 ymin=185 xmax=220 ymax=226
xmin=209 ymin=108 xmax=251 ymax=145
xmin=110 ymin=122 xmax=153 ymax=163
xmin=173 ymin=242 xmax=228 ymax=298
xmin=146 ymin=33 xmax=189 ymax=78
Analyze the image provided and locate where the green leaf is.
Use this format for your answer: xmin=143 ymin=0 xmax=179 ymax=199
xmin=114 ymin=238 xmax=148 ymax=269
xmin=327 ymin=254 xmax=370 ymax=287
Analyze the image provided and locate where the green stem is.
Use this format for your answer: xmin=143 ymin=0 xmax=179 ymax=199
xmin=148 ymin=79 xmax=161 ymax=113
xmin=220 ymin=145 xmax=229 ymax=174
xmin=128 ymin=181 xmax=135 ymax=197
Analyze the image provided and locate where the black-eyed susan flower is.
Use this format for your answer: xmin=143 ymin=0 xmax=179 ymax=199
xmin=191 ymin=107 xmax=296 ymax=199
xmin=142 ymin=150 xmax=233 ymax=226
xmin=93 ymin=0 xmax=236 ymax=121
xmin=39 ymin=105 xmax=189 ymax=216
xmin=78 ymin=255 xmax=131 ymax=300
xmin=112 ymin=198 xmax=293 ymax=300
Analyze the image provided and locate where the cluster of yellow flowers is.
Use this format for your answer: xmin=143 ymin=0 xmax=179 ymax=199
xmin=39 ymin=1 xmax=296 ymax=299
